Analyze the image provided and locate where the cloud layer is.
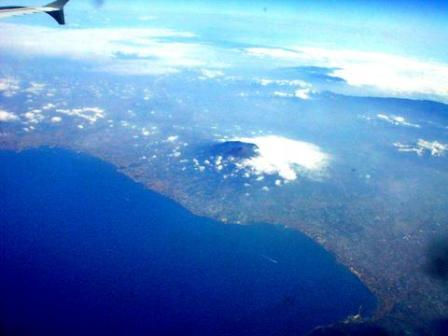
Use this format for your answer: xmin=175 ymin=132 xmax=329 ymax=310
xmin=2 ymin=22 xmax=448 ymax=102
xmin=246 ymin=47 xmax=448 ymax=102
xmin=0 ymin=23 xmax=222 ymax=75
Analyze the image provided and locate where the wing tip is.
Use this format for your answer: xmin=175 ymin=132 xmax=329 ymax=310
xmin=46 ymin=9 xmax=65 ymax=25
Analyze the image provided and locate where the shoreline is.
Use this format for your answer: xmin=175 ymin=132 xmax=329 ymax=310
xmin=0 ymin=145 xmax=378 ymax=320
xmin=1 ymin=144 xmax=446 ymax=334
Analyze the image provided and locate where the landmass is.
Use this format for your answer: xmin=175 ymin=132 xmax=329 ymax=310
xmin=1 ymin=69 xmax=448 ymax=335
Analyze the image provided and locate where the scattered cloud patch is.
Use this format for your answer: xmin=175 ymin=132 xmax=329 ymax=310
xmin=273 ymin=88 xmax=312 ymax=100
xmin=42 ymin=103 xmax=56 ymax=110
xmin=247 ymin=48 xmax=299 ymax=60
xmin=199 ymin=69 xmax=224 ymax=79
xmin=0 ymin=77 xmax=20 ymax=97
xmin=192 ymin=158 xmax=206 ymax=172
xmin=56 ymin=107 xmax=105 ymax=123
xmin=24 ymin=82 xmax=46 ymax=95
xmin=294 ymin=88 xmax=312 ymax=100
xmin=141 ymin=128 xmax=152 ymax=136
xmin=257 ymin=79 xmax=310 ymax=87
xmin=394 ymin=139 xmax=447 ymax=157
xmin=273 ymin=91 xmax=290 ymax=98
xmin=51 ymin=116 xmax=62 ymax=123
xmin=377 ymin=114 xmax=420 ymax=128
xmin=0 ymin=110 xmax=18 ymax=122
xmin=23 ymin=110 xmax=44 ymax=124
xmin=260 ymin=79 xmax=313 ymax=100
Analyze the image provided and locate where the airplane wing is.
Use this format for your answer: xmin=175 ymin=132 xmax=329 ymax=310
xmin=0 ymin=0 xmax=71 ymax=25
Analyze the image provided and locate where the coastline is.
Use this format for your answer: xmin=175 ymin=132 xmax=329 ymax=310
xmin=0 ymin=146 xmax=377 ymax=326
xmin=1 ymin=143 xmax=446 ymax=334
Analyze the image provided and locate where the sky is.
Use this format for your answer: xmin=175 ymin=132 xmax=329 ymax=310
xmin=4 ymin=0 xmax=445 ymax=61
xmin=1 ymin=0 xmax=447 ymax=102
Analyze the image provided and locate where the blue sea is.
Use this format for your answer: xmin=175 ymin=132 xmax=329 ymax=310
xmin=0 ymin=148 xmax=375 ymax=336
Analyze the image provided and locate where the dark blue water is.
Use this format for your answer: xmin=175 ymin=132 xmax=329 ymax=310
xmin=0 ymin=148 xmax=375 ymax=336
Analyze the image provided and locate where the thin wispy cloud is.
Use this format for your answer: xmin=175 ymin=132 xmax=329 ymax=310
xmin=377 ymin=114 xmax=421 ymax=128
xmin=394 ymin=139 xmax=447 ymax=157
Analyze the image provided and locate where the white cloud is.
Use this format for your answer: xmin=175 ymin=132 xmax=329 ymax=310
xmin=258 ymin=79 xmax=310 ymax=87
xmin=141 ymin=128 xmax=151 ymax=136
xmin=24 ymin=82 xmax=46 ymax=95
xmin=273 ymin=91 xmax=291 ymax=98
xmin=294 ymin=88 xmax=312 ymax=100
xmin=51 ymin=116 xmax=62 ymax=123
xmin=377 ymin=114 xmax=420 ymax=128
xmin=246 ymin=47 xmax=448 ymax=101
xmin=56 ymin=107 xmax=105 ymax=123
xmin=394 ymin=139 xmax=447 ymax=157
xmin=248 ymin=48 xmax=299 ymax=60
xmin=272 ymin=88 xmax=312 ymax=100
xmin=42 ymin=103 xmax=56 ymax=110
xmin=264 ymin=79 xmax=312 ymax=100
xmin=199 ymin=69 xmax=224 ymax=79
xmin=0 ymin=77 xmax=20 ymax=97
xmin=0 ymin=23 xmax=223 ymax=75
xmin=0 ymin=110 xmax=18 ymax=122
xmin=23 ymin=109 xmax=44 ymax=124
xmin=233 ymin=135 xmax=330 ymax=181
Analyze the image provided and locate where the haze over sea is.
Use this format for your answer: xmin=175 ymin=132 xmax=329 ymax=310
xmin=0 ymin=148 xmax=375 ymax=336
